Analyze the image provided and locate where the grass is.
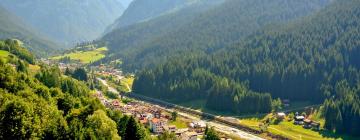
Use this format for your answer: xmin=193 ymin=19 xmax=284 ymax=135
xmin=122 ymin=76 xmax=134 ymax=90
xmin=266 ymin=121 xmax=360 ymax=140
xmin=178 ymin=99 xmax=247 ymax=116
xmin=0 ymin=50 xmax=10 ymax=58
xmin=238 ymin=116 xmax=360 ymax=140
xmin=169 ymin=119 xmax=188 ymax=129
xmin=163 ymin=99 xmax=358 ymax=140
xmin=268 ymin=121 xmax=325 ymax=140
xmin=51 ymin=47 xmax=107 ymax=64
xmin=178 ymin=99 xmax=206 ymax=110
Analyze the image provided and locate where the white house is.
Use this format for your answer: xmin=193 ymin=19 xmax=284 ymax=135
xmin=150 ymin=118 xmax=167 ymax=133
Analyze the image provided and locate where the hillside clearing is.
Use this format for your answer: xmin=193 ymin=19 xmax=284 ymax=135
xmin=51 ymin=47 xmax=107 ymax=64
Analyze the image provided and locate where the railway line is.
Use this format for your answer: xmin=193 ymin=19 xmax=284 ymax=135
xmin=125 ymin=93 xmax=290 ymax=140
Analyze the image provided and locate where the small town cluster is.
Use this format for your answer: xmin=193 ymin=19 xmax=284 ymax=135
xmin=93 ymin=91 xmax=220 ymax=140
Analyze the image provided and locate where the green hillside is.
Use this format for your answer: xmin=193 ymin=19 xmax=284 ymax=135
xmin=102 ymin=0 xmax=331 ymax=71
xmin=0 ymin=40 xmax=150 ymax=139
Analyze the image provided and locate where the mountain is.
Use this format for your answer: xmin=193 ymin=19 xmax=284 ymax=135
xmin=0 ymin=0 xmax=125 ymax=47
xmin=106 ymin=0 xmax=197 ymax=31
xmin=134 ymin=0 xmax=360 ymax=135
xmin=102 ymin=0 xmax=331 ymax=71
xmin=133 ymin=0 xmax=360 ymax=134
xmin=0 ymin=6 xmax=57 ymax=56
xmin=118 ymin=0 xmax=134 ymax=8
xmin=101 ymin=0 xmax=225 ymax=63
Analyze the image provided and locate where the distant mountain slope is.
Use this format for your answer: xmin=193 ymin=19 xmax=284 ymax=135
xmin=103 ymin=0 xmax=332 ymax=71
xmin=102 ymin=0 xmax=224 ymax=61
xmin=106 ymin=0 xmax=195 ymax=31
xmin=0 ymin=0 xmax=124 ymax=47
xmin=0 ymin=6 xmax=57 ymax=56
xmin=118 ymin=0 xmax=134 ymax=8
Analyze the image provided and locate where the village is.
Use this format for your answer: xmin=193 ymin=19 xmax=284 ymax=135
xmin=92 ymin=90 xmax=219 ymax=140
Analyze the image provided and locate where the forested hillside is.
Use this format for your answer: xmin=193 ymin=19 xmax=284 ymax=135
xmin=134 ymin=0 xmax=360 ymax=135
xmin=0 ymin=0 xmax=124 ymax=47
xmin=101 ymin=0 xmax=224 ymax=67
xmin=102 ymin=0 xmax=331 ymax=71
xmin=0 ymin=40 xmax=149 ymax=139
xmin=106 ymin=0 xmax=192 ymax=31
xmin=0 ymin=6 xmax=57 ymax=56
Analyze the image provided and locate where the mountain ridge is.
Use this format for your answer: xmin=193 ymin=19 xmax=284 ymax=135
xmin=0 ymin=0 xmax=125 ymax=47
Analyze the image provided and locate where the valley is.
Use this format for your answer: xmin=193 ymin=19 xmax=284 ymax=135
xmin=1 ymin=0 xmax=360 ymax=140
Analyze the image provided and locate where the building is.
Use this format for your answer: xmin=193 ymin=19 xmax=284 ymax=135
xmin=311 ymin=121 xmax=320 ymax=130
xmin=154 ymin=110 xmax=162 ymax=118
xmin=180 ymin=132 xmax=197 ymax=140
xmin=175 ymin=128 xmax=189 ymax=137
xmin=150 ymin=118 xmax=167 ymax=133
xmin=294 ymin=116 xmax=305 ymax=125
xmin=190 ymin=121 xmax=207 ymax=133
xmin=276 ymin=112 xmax=286 ymax=120
xmin=139 ymin=118 xmax=148 ymax=125
xmin=112 ymin=100 xmax=121 ymax=107
xmin=303 ymin=119 xmax=312 ymax=129
xmin=163 ymin=125 xmax=177 ymax=133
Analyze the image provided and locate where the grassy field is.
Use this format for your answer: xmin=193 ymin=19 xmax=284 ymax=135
xmin=123 ymin=76 xmax=134 ymax=89
xmin=52 ymin=47 xmax=107 ymax=64
xmin=178 ymin=99 xmax=360 ymax=140
xmin=238 ymin=116 xmax=360 ymax=140
xmin=169 ymin=119 xmax=189 ymax=129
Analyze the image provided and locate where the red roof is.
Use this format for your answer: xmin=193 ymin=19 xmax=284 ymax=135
xmin=112 ymin=100 xmax=120 ymax=106
xmin=152 ymin=118 xmax=159 ymax=123
xmin=140 ymin=119 xmax=148 ymax=124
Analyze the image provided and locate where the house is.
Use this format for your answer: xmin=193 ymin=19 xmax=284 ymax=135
xmin=193 ymin=121 xmax=206 ymax=128
xmin=154 ymin=110 xmax=162 ymax=118
xmin=294 ymin=116 xmax=305 ymax=125
xmin=276 ymin=112 xmax=286 ymax=120
xmin=163 ymin=125 xmax=177 ymax=133
xmin=191 ymin=121 xmax=206 ymax=133
xmin=175 ymin=128 xmax=189 ymax=136
xmin=150 ymin=118 xmax=167 ymax=133
xmin=303 ymin=119 xmax=312 ymax=129
xmin=146 ymin=113 xmax=154 ymax=120
xmin=139 ymin=118 xmax=148 ymax=125
xmin=180 ymin=132 xmax=197 ymax=140
xmin=311 ymin=121 xmax=320 ymax=130
xmin=112 ymin=100 xmax=121 ymax=108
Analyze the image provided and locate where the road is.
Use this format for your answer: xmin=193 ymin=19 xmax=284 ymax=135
xmin=97 ymin=78 xmax=265 ymax=140
xmin=97 ymin=78 xmax=119 ymax=94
